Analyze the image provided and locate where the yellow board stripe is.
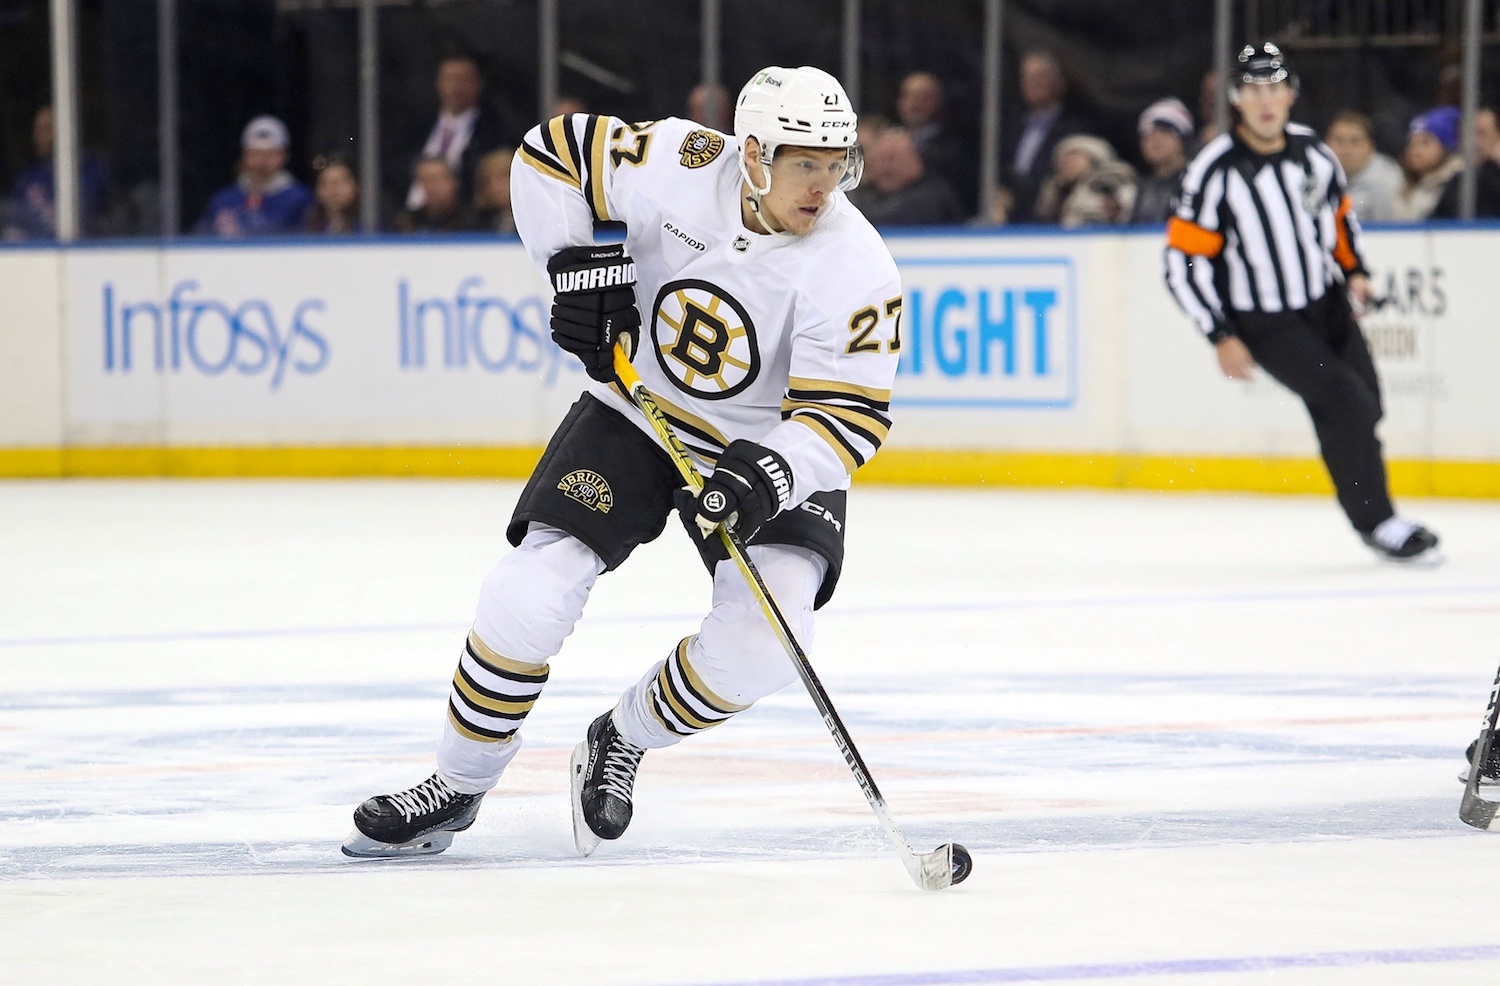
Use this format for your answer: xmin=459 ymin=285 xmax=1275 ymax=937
xmin=518 ymin=144 xmax=580 ymax=189
xmin=5 ymin=445 xmax=1500 ymax=499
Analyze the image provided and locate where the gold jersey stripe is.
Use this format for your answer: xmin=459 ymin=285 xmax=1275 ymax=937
xmin=447 ymin=703 xmax=518 ymax=743
xmin=583 ymin=116 xmax=612 ymax=222
xmin=674 ymin=637 xmax=750 ymax=713
xmin=781 ymin=399 xmax=890 ymax=445
xmin=467 ymin=630 xmax=550 ymax=681
xmin=547 ymin=115 xmax=583 ymax=184
xmin=789 ymin=414 xmax=862 ymax=473
xmin=518 ymin=144 xmax=580 ymax=190
xmin=787 ymin=376 xmax=892 ymax=406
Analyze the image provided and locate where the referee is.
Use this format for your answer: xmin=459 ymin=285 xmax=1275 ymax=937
xmin=1164 ymin=42 xmax=1440 ymax=563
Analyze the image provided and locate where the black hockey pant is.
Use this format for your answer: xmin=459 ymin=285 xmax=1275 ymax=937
xmin=1234 ymin=291 xmax=1394 ymax=534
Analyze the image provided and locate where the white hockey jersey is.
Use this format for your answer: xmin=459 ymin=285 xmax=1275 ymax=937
xmin=512 ymin=113 xmax=903 ymax=508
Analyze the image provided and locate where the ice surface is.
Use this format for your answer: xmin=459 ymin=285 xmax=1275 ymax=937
xmin=3 ymin=479 xmax=1500 ymax=984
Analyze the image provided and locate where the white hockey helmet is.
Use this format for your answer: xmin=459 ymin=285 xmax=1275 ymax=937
xmin=734 ymin=66 xmax=863 ymax=194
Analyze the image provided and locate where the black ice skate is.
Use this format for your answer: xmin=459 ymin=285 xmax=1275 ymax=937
xmin=341 ymin=772 xmax=484 ymax=858
xmin=1461 ymin=739 xmax=1500 ymax=786
xmin=1360 ymin=517 xmax=1441 ymax=564
xmin=569 ymin=711 xmax=647 ymax=856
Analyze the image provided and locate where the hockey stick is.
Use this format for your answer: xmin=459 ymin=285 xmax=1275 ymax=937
xmin=611 ymin=344 xmax=970 ymax=890
xmin=1460 ymin=661 xmax=1500 ymax=829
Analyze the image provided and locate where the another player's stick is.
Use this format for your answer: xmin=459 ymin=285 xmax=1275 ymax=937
xmin=1460 ymin=661 xmax=1500 ymax=829
xmin=611 ymin=344 xmax=971 ymax=890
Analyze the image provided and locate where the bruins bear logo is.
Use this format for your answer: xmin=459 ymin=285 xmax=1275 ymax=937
xmin=679 ymin=130 xmax=725 ymax=169
xmin=557 ymin=469 xmax=615 ymax=513
xmin=652 ymin=279 xmax=760 ymax=400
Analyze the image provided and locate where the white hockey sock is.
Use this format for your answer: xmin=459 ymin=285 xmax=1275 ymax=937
xmin=1371 ymin=515 xmax=1419 ymax=550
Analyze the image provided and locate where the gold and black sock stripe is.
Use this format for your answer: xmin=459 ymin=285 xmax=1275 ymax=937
xmin=647 ymin=637 xmax=750 ymax=737
xmin=447 ymin=630 xmax=549 ymax=743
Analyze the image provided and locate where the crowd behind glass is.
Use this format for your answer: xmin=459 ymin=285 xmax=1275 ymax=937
xmin=4 ymin=47 xmax=1498 ymax=243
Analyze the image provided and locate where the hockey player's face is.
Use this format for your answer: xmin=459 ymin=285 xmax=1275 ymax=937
xmin=762 ymin=147 xmax=848 ymax=234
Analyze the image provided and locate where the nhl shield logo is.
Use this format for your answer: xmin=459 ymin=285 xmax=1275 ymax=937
xmin=679 ymin=129 xmax=725 ymax=169
xmin=1300 ymin=171 xmax=1324 ymax=215
xmin=558 ymin=469 xmax=615 ymax=513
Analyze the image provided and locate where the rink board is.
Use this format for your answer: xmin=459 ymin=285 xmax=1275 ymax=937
xmin=1 ymin=225 xmax=1497 ymax=493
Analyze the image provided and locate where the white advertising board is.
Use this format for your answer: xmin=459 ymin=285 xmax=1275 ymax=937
xmin=59 ymin=240 xmax=577 ymax=445
xmin=2 ymin=225 xmax=1497 ymax=470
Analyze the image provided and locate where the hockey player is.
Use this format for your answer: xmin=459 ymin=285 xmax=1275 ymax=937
xmin=1164 ymin=43 xmax=1439 ymax=564
xmin=343 ymin=66 xmax=903 ymax=858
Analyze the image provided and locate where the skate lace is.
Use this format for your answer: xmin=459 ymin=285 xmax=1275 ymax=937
xmin=388 ymin=774 xmax=457 ymax=822
xmin=599 ymin=736 xmax=645 ymax=802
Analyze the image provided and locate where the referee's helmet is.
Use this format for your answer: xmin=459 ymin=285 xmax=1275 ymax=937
xmin=1228 ymin=42 xmax=1299 ymax=105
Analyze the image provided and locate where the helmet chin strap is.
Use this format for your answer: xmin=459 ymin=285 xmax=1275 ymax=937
xmin=739 ymin=145 xmax=794 ymax=238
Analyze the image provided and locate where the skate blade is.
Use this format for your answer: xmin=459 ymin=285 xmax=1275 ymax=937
xmin=1458 ymin=770 xmax=1500 ymax=787
xmin=569 ymin=741 xmax=602 ymax=857
xmin=1375 ymin=547 xmax=1446 ymax=568
xmin=341 ymin=828 xmax=456 ymax=858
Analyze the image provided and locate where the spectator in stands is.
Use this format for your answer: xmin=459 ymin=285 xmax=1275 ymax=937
xmin=1034 ymin=134 xmax=1136 ymax=227
xmin=895 ymin=71 xmax=974 ymax=211
xmin=195 ymin=115 xmax=312 ymax=238
xmin=406 ymin=55 xmax=507 ymax=212
xmin=1434 ymin=107 xmax=1500 ymax=219
xmin=473 ymin=147 xmax=516 ymax=234
xmin=305 ymin=156 xmax=361 ymax=235
xmin=398 ymin=156 xmax=475 ymax=233
xmin=1325 ymin=110 xmax=1402 ymax=223
xmin=1130 ymin=98 xmax=1193 ymax=225
xmin=968 ymin=185 xmax=1015 ymax=227
xmin=1002 ymin=49 xmax=1091 ymax=223
xmin=856 ymin=113 xmax=894 ymax=151
xmin=3 ymin=105 xmax=109 ymax=241
xmin=687 ymin=83 xmax=732 ymax=131
xmin=1391 ymin=106 xmax=1464 ymax=221
xmin=849 ymin=128 xmax=964 ymax=227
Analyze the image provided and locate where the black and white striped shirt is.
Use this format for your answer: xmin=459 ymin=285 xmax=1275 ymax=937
xmin=1164 ymin=124 xmax=1367 ymax=339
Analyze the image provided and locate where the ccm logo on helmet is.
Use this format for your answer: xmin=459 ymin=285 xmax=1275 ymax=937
xmin=821 ymin=121 xmax=853 ymax=128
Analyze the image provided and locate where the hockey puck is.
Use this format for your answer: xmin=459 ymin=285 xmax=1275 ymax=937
xmin=949 ymin=843 xmax=972 ymax=885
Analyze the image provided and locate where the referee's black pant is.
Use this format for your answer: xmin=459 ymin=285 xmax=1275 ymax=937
xmin=1234 ymin=290 xmax=1394 ymax=534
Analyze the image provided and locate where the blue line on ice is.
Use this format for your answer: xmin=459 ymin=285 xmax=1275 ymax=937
xmin=689 ymin=943 xmax=1500 ymax=984
xmin=2 ymin=582 xmax=1497 ymax=649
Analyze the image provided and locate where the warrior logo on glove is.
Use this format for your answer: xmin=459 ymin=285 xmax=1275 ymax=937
xmin=547 ymin=244 xmax=642 ymax=382
xmin=692 ymin=440 xmax=793 ymax=541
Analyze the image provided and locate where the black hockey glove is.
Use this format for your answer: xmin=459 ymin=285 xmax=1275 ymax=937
xmin=693 ymin=440 xmax=793 ymax=541
xmin=546 ymin=244 xmax=641 ymax=382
